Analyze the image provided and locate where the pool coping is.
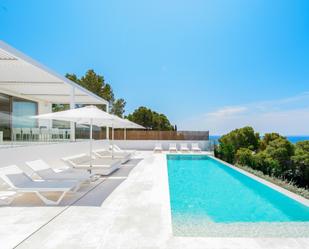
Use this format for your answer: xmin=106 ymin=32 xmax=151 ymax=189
xmin=208 ymin=156 xmax=309 ymax=207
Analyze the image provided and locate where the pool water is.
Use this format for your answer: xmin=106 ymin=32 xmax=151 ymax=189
xmin=166 ymin=155 xmax=309 ymax=237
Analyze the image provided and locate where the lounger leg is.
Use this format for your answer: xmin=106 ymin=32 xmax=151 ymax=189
xmin=71 ymin=182 xmax=82 ymax=193
xmin=35 ymin=191 xmax=67 ymax=205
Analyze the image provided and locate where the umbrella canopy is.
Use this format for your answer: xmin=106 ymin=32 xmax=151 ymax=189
xmin=33 ymin=105 xmax=144 ymax=164
xmin=94 ymin=115 xmax=144 ymax=129
xmin=117 ymin=119 xmax=145 ymax=129
xmin=34 ymin=106 xmax=124 ymax=167
xmin=107 ymin=118 xmax=145 ymax=140
xmin=35 ymin=105 xmax=115 ymax=124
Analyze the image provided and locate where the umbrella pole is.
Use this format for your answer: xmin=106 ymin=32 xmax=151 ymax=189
xmin=89 ymin=119 xmax=93 ymax=171
xmin=112 ymin=123 xmax=114 ymax=158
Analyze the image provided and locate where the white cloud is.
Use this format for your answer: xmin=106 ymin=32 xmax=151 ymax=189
xmin=178 ymin=92 xmax=309 ymax=135
xmin=207 ymin=106 xmax=248 ymax=117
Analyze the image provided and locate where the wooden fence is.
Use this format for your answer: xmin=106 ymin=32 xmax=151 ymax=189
xmin=76 ymin=129 xmax=209 ymax=141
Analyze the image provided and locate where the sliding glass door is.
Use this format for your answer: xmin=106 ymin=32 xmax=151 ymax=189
xmin=0 ymin=93 xmax=11 ymax=140
xmin=0 ymin=93 xmax=38 ymax=140
xmin=12 ymin=99 xmax=37 ymax=128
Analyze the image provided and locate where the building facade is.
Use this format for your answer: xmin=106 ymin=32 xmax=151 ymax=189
xmin=0 ymin=41 xmax=108 ymax=141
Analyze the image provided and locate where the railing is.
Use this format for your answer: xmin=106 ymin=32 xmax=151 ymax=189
xmin=10 ymin=128 xmax=70 ymax=141
xmin=1 ymin=127 xmax=210 ymax=143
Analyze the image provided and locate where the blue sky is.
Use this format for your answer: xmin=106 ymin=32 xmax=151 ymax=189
xmin=1 ymin=0 xmax=309 ymax=134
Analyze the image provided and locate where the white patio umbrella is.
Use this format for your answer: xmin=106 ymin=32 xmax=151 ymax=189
xmin=34 ymin=105 xmax=143 ymax=163
xmin=91 ymin=115 xmax=145 ymax=148
xmin=114 ymin=119 xmax=144 ymax=140
xmin=33 ymin=105 xmax=120 ymax=166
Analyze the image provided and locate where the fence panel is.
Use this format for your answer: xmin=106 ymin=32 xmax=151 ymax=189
xmin=75 ymin=128 xmax=209 ymax=141
xmin=112 ymin=130 xmax=209 ymax=140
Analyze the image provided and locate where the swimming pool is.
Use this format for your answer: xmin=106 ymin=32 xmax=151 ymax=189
xmin=166 ymin=155 xmax=309 ymax=237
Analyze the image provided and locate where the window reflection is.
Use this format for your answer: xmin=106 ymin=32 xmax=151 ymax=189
xmin=0 ymin=93 xmax=38 ymax=140
xmin=12 ymin=100 xmax=37 ymax=128
xmin=0 ymin=93 xmax=11 ymax=140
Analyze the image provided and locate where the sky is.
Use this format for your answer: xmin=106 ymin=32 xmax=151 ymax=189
xmin=0 ymin=0 xmax=308 ymax=135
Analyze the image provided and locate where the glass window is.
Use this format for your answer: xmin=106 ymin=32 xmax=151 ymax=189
xmin=0 ymin=93 xmax=11 ymax=140
xmin=12 ymin=99 xmax=37 ymax=128
xmin=52 ymin=103 xmax=70 ymax=128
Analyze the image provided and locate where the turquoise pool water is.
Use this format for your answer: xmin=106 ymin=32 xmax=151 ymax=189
xmin=166 ymin=155 xmax=309 ymax=237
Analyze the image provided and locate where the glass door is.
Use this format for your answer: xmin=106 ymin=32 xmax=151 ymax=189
xmin=0 ymin=93 xmax=11 ymax=140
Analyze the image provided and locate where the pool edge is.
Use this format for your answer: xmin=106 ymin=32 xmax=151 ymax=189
xmin=209 ymin=155 xmax=309 ymax=207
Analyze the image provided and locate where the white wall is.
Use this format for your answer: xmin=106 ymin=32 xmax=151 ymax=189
xmin=0 ymin=139 xmax=211 ymax=167
xmin=0 ymin=140 xmax=109 ymax=171
xmin=0 ymin=139 xmax=212 ymax=175
xmin=38 ymin=101 xmax=52 ymax=128
xmin=112 ymin=140 xmax=212 ymax=151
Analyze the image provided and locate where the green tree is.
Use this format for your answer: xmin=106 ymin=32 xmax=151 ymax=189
xmin=65 ymin=69 xmax=125 ymax=115
xmin=52 ymin=104 xmax=69 ymax=112
xmin=253 ymin=151 xmax=281 ymax=175
xmin=127 ymin=107 xmax=153 ymax=129
xmin=111 ymin=98 xmax=126 ymax=118
xmin=292 ymin=141 xmax=309 ymax=187
xmin=236 ymin=148 xmax=254 ymax=167
xmin=260 ymin=133 xmax=286 ymax=151
xmin=216 ymin=127 xmax=309 ymax=189
xmin=127 ymin=106 xmax=174 ymax=130
xmin=263 ymin=137 xmax=294 ymax=176
xmin=216 ymin=126 xmax=260 ymax=163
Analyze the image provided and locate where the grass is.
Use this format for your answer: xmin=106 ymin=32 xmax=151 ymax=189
xmin=235 ymin=164 xmax=309 ymax=200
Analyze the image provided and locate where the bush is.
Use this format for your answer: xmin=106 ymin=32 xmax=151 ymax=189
xmin=236 ymin=165 xmax=309 ymax=200
xmin=259 ymin=133 xmax=285 ymax=151
xmin=292 ymin=141 xmax=309 ymax=188
xmin=216 ymin=127 xmax=309 ymax=189
xmin=236 ymin=148 xmax=254 ymax=167
xmin=253 ymin=151 xmax=280 ymax=175
xmin=217 ymin=126 xmax=259 ymax=163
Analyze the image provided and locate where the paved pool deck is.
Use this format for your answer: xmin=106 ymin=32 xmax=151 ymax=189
xmin=0 ymin=151 xmax=308 ymax=249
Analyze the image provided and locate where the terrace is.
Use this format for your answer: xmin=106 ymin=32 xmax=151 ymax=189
xmin=1 ymin=147 xmax=308 ymax=249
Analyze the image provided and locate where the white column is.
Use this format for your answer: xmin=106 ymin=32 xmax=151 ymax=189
xmin=38 ymin=102 xmax=52 ymax=129
xmin=106 ymin=103 xmax=109 ymax=140
xmin=106 ymin=126 xmax=109 ymax=140
xmin=70 ymin=86 xmax=75 ymax=141
xmin=89 ymin=119 xmax=93 ymax=169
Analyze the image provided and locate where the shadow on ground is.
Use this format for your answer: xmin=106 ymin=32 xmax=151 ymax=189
xmin=1 ymin=158 xmax=143 ymax=207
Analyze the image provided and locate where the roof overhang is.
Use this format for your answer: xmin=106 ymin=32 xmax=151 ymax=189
xmin=0 ymin=41 xmax=108 ymax=105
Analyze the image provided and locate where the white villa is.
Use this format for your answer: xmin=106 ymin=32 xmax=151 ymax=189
xmin=0 ymin=40 xmax=108 ymax=142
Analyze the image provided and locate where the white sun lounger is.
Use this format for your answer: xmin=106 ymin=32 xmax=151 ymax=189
xmin=25 ymin=159 xmax=93 ymax=182
xmin=93 ymin=149 xmax=131 ymax=164
xmin=0 ymin=165 xmax=80 ymax=205
xmin=169 ymin=143 xmax=178 ymax=153
xmin=191 ymin=143 xmax=202 ymax=152
xmin=0 ymin=191 xmax=16 ymax=205
xmin=153 ymin=143 xmax=163 ymax=153
xmin=180 ymin=143 xmax=190 ymax=153
xmin=110 ymin=144 xmax=136 ymax=154
xmin=62 ymin=154 xmax=122 ymax=176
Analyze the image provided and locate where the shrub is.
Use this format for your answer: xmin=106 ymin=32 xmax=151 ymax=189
xmin=292 ymin=141 xmax=309 ymax=188
xmin=217 ymin=126 xmax=259 ymax=163
xmin=259 ymin=133 xmax=285 ymax=151
xmin=216 ymin=127 xmax=309 ymax=190
xmin=236 ymin=165 xmax=309 ymax=200
xmin=253 ymin=151 xmax=280 ymax=175
xmin=236 ymin=148 xmax=254 ymax=167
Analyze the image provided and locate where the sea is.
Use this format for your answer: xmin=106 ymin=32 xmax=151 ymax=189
xmin=209 ymin=136 xmax=309 ymax=144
